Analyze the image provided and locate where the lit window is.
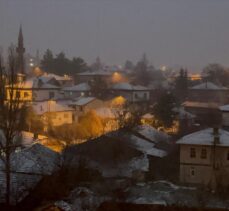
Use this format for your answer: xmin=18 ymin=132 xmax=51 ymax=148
xmin=24 ymin=92 xmax=29 ymax=98
xmin=16 ymin=91 xmax=20 ymax=98
xmin=190 ymin=148 xmax=196 ymax=158
xmin=201 ymin=148 xmax=207 ymax=159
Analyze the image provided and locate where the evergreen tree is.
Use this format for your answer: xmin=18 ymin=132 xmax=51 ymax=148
xmin=134 ymin=53 xmax=152 ymax=86
xmin=41 ymin=49 xmax=88 ymax=76
xmin=41 ymin=49 xmax=54 ymax=72
xmin=153 ymin=92 xmax=177 ymax=128
xmin=175 ymin=68 xmax=188 ymax=101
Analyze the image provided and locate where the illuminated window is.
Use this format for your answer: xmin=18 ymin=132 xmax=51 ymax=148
xmin=190 ymin=148 xmax=196 ymax=158
xmin=201 ymin=148 xmax=207 ymax=159
xmin=24 ymin=92 xmax=29 ymax=98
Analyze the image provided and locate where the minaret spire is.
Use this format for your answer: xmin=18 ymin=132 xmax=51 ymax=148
xmin=16 ymin=25 xmax=25 ymax=74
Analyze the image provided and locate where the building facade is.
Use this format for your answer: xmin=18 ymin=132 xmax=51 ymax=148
xmin=177 ymin=128 xmax=229 ymax=189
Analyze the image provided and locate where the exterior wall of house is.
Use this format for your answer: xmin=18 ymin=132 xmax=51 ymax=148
xmin=43 ymin=111 xmax=73 ymax=127
xmin=63 ymin=91 xmax=89 ymax=99
xmin=6 ymin=88 xmax=33 ymax=102
xmin=74 ymin=99 xmax=105 ymax=114
xmin=222 ymin=112 xmax=229 ymax=127
xmin=132 ymin=91 xmax=150 ymax=102
xmin=33 ymin=89 xmax=62 ymax=101
xmin=179 ymin=144 xmax=229 ymax=187
xmin=112 ymin=90 xmax=150 ymax=103
xmin=188 ymin=90 xmax=229 ymax=104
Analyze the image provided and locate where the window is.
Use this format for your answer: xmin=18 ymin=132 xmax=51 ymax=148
xmin=64 ymin=113 xmax=69 ymax=118
xmin=190 ymin=148 xmax=196 ymax=158
xmin=24 ymin=92 xmax=29 ymax=98
xmin=190 ymin=167 xmax=195 ymax=176
xmin=143 ymin=93 xmax=147 ymax=99
xmin=134 ymin=93 xmax=138 ymax=99
xmin=201 ymin=148 xmax=207 ymax=159
xmin=16 ymin=91 xmax=20 ymax=98
xmin=227 ymin=152 xmax=229 ymax=161
xmin=49 ymin=92 xmax=55 ymax=99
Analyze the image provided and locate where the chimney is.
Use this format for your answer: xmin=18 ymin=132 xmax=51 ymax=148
xmin=213 ymin=127 xmax=220 ymax=144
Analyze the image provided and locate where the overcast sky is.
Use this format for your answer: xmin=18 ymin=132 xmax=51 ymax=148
xmin=1 ymin=0 xmax=229 ymax=71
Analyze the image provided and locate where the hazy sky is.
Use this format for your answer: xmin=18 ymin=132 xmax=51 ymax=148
xmin=1 ymin=0 xmax=229 ymax=71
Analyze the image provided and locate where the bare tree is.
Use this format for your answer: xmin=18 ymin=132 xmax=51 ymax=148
xmin=0 ymin=47 xmax=26 ymax=206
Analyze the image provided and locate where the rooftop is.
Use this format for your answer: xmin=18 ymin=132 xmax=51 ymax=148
xmin=112 ymin=83 xmax=149 ymax=91
xmin=190 ymin=82 xmax=228 ymax=90
xmin=177 ymin=128 xmax=229 ymax=146
xmin=62 ymin=83 xmax=91 ymax=92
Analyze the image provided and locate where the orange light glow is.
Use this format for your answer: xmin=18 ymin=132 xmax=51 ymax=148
xmin=111 ymin=96 xmax=126 ymax=107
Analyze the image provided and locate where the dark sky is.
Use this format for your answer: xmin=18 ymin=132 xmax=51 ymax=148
xmin=1 ymin=0 xmax=229 ymax=71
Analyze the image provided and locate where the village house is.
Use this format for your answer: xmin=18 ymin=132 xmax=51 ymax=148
xmin=69 ymin=97 xmax=105 ymax=116
xmin=62 ymin=82 xmax=91 ymax=99
xmin=75 ymin=70 xmax=126 ymax=85
xmin=32 ymin=100 xmax=74 ymax=131
xmin=6 ymin=76 xmax=63 ymax=102
xmin=188 ymin=81 xmax=229 ymax=105
xmin=111 ymin=82 xmax=150 ymax=103
xmin=182 ymin=101 xmax=221 ymax=125
xmin=42 ymin=73 xmax=74 ymax=87
xmin=219 ymin=104 xmax=229 ymax=127
xmin=177 ymin=128 xmax=229 ymax=189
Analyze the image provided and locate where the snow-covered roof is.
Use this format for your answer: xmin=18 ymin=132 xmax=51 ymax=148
xmin=77 ymin=70 xmax=112 ymax=76
xmin=142 ymin=113 xmax=154 ymax=119
xmin=130 ymin=135 xmax=167 ymax=158
xmin=219 ymin=104 xmax=229 ymax=112
xmin=63 ymin=83 xmax=91 ymax=92
xmin=173 ymin=107 xmax=196 ymax=119
xmin=177 ymin=128 xmax=229 ymax=146
xmin=183 ymin=101 xmax=220 ymax=109
xmin=10 ymin=77 xmax=60 ymax=89
xmin=190 ymin=82 xmax=228 ymax=90
xmin=112 ymin=83 xmax=149 ymax=91
xmin=69 ymin=97 xmax=96 ymax=106
xmin=135 ymin=125 xmax=170 ymax=144
xmin=33 ymin=100 xmax=74 ymax=115
xmin=0 ymin=143 xmax=60 ymax=203
xmin=42 ymin=73 xmax=73 ymax=81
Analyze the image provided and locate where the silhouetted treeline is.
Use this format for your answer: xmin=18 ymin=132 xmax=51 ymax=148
xmin=41 ymin=49 xmax=88 ymax=75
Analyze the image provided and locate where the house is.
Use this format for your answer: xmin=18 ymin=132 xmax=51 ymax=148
xmin=6 ymin=77 xmax=63 ymax=102
xmin=33 ymin=100 xmax=74 ymax=130
xmin=219 ymin=104 xmax=229 ymax=127
xmin=111 ymin=83 xmax=150 ymax=103
xmin=75 ymin=70 xmax=113 ymax=85
xmin=41 ymin=73 xmax=74 ymax=87
xmin=62 ymin=82 xmax=91 ymax=99
xmin=188 ymin=82 xmax=229 ymax=104
xmin=69 ymin=97 xmax=104 ymax=115
xmin=182 ymin=101 xmax=221 ymax=125
xmin=75 ymin=70 xmax=126 ymax=85
xmin=177 ymin=128 xmax=229 ymax=189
